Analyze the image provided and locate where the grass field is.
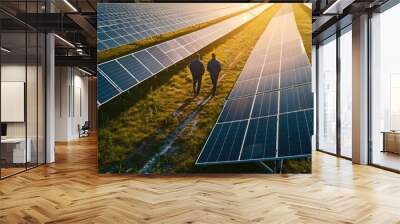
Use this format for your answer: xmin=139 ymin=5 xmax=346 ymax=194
xmin=97 ymin=4 xmax=260 ymax=64
xmin=98 ymin=4 xmax=313 ymax=174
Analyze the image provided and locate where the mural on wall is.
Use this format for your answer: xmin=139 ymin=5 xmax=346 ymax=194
xmin=97 ymin=3 xmax=313 ymax=174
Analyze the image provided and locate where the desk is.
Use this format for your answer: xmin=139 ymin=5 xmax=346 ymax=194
xmin=382 ymin=131 xmax=400 ymax=154
xmin=1 ymin=138 xmax=31 ymax=163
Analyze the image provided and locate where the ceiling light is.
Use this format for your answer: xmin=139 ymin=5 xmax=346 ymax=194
xmin=1 ymin=47 xmax=11 ymax=53
xmin=323 ymin=0 xmax=354 ymax=15
xmin=54 ymin=34 xmax=75 ymax=48
xmin=78 ymin=67 xmax=93 ymax=76
xmin=323 ymin=0 xmax=341 ymax=14
xmin=63 ymin=0 xmax=78 ymax=12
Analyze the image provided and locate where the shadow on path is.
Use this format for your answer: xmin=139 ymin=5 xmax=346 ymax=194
xmin=139 ymin=95 xmax=212 ymax=174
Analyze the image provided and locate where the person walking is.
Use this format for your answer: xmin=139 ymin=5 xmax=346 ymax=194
xmin=189 ymin=54 xmax=205 ymax=97
xmin=207 ymin=53 xmax=221 ymax=96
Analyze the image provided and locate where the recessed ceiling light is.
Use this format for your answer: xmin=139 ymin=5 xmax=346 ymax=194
xmin=54 ymin=34 xmax=75 ymax=48
xmin=1 ymin=47 xmax=11 ymax=53
xmin=78 ymin=67 xmax=93 ymax=76
xmin=63 ymin=0 xmax=78 ymax=12
xmin=323 ymin=0 xmax=354 ymax=15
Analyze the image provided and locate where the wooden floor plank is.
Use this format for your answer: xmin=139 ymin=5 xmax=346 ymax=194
xmin=0 ymin=135 xmax=399 ymax=224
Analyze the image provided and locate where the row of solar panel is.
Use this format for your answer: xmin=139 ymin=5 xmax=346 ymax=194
xmin=197 ymin=109 xmax=313 ymax=163
xmin=98 ymin=3 xmax=249 ymax=26
xmin=196 ymin=5 xmax=313 ymax=165
xmin=230 ymin=65 xmax=311 ymax=99
xmin=98 ymin=4 xmax=254 ymax=51
xmin=220 ymin=84 xmax=312 ymax=123
xmin=97 ymin=4 xmax=272 ymax=106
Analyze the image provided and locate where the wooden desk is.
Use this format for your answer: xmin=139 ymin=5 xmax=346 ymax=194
xmin=1 ymin=138 xmax=31 ymax=163
xmin=382 ymin=131 xmax=400 ymax=154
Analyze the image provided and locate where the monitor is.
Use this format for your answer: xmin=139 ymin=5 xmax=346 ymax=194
xmin=1 ymin=123 xmax=7 ymax=137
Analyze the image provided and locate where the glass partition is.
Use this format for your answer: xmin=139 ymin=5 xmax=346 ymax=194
xmin=371 ymin=3 xmax=400 ymax=171
xmin=317 ymin=35 xmax=337 ymax=154
xmin=0 ymin=1 xmax=46 ymax=179
xmin=38 ymin=32 xmax=46 ymax=165
xmin=27 ymin=31 xmax=38 ymax=169
xmin=339 ymin=26 xmax=352 ymax=158
xmin=1 ymin=31 xmax=28 ymax=177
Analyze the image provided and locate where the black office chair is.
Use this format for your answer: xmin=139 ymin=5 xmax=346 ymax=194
xmin=79 ymin=121 xmax=90 ymax=138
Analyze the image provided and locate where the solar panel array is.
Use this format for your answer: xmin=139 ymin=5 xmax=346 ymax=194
xmin=97 ymin=4 xmax=272 ymax=106
xmin=97 ymin=3 xmax=255 ymax=52
xmin=196 ymin=5 xmax=313 ymax=165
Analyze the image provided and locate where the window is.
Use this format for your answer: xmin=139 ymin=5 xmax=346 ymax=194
xmin=339 ymin=26 xmax=352 ymax=158
xmin=317 ymin=35 xmax=337 ymax=154
xmin=371 ymin=3 xmax=400 ymax=171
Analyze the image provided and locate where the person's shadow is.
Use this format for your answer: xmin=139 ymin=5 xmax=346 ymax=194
xmin=172 ymin=97 xmax=195 ymax=117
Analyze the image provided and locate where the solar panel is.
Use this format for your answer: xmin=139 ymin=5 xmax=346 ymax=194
xmin=117 ymin=55 xmax=152 ymax=82
xmin=147 ymin=47 xmax=174 ymax=67
xmin=278 ymin=110 xmax=313 ymax=157
xmin=134 ymin=50 xmax=165 ymax=74
xmin=97 ymin=3 xmax=256 ymax=52
xmin=217 ymin=96 xmax=254 ymax=123
xmin=228 ymin=79 xmax=259 ymax=100
xmin=98 ymin=61 xmax=138 ymax=91
xmin=97 ymin=4 xmax=273 ymax=107
xmin=241 ymin=116 xmax=277 ymax=160
xmin=97 ymin=73 xmax=120 ymax=105
xmin=196 ymin=5 xmax=313 ymax=166
xmin=251 ymin=91 xmax=278 ymax=118
xmin=197 ymin=120 xmax=248 ymax=163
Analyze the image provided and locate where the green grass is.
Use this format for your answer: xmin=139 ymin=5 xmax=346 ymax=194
xmin=97 ymin=4 xmax=261 ymax=64
xmin=293 ymin=3 xmax=312 ymax=62
xmin=98 ymin=5 xmax=281 ymax=174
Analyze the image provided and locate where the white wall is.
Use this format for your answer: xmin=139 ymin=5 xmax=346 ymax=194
xmin=1 ymin=64 xmax=26 ymax=138
xmin=1 ymin=63 xmax=46 ymax=164
xmin=55 ymin=66 xmax=89 ymax=141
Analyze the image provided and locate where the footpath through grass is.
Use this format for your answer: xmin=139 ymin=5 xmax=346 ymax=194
xmin=98 ymin=5 xmax=281 ymax=173
xmin=97 ymin=4 xmax=261 ymax=64
xmin=293 ymin=3 xmax=312 ymax=62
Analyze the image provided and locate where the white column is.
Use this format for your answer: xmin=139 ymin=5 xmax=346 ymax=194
xmin=45 ymin=1 xmax=55 ymax=163
xmin=352 ymin=14 xmax=369 ymax=164
xmin=46 ymin=33 xmax=55 ymax=163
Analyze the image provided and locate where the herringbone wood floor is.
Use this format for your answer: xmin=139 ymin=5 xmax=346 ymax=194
xmin=0 ymin=136 xmax=399 ymax=224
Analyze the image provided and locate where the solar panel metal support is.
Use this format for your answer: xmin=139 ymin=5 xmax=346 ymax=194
xmin=257 ymin=161 xmax=274 ymax=173
xmin=274 ymin=159 xmax=283 ymax=174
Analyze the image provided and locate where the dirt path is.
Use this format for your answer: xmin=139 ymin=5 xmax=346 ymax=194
xmin=139 ymin=96 xmax=212 ymax=174
xmin=139 ymin=52 xmax=243 ymax=174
